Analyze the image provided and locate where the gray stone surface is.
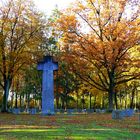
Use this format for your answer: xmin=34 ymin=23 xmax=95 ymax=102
xmin=95 ymin=109 xmax=101 ymax=113
xmin=12 ymin=108 xmax=20 ymax=114
xmin=37 ymin=56 xmax=58 ymax=115
xmin=55 ymin=109 xmax=60 ymax=113
xmin=66 ymin=109 xmax=74 ymax=115
xmin=87 ymin=109 xmax=94 ymax=113
xmin=101 ymin=109 xmax=106 ymax=113
xmin=20 ymin=108 xmax=25 ymax=113
xmin=112 ymin=109 xmax=135 ymax=119
xmin=77 ymin=109 xmax=82 ymax=113
xmin=123 ymin=109 xmax=134 ymax=117
xmin=112 ymin=110 xmax=124 ymax=119
xmin=59 ymin=109 xmax=65 ymax=113
xmin=29 ymin=108 xmax=37 ymax=115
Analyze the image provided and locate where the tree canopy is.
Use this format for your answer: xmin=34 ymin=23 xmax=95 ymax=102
xmin=54 ymin=0 xmax=140 ymax=110
xmin=0 ymin=0 xmax=46 ymax=112
xmin=0 ymin=0 xmax=139 ymax=111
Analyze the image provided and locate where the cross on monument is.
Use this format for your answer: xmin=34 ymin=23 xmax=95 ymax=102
xmin=37 ymin=56 xmax=58 ymax=115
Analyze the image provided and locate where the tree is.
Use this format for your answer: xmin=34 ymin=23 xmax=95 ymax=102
xmin=118 ymin=80 xmax=140 ymax=109
xmin=55 ymin=0 xmax=140 ymax=110
xmin=0 ymin=0 xmax=45 ymax=112
xmin=55 ymin=62 xmax=80 ymax=109
xmin=19 ymin=66 xmax=42 ymax=109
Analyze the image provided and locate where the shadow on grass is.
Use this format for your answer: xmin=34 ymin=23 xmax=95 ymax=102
xmin=0 ymin=127 xmax=140 ymax=140
xmin=0 ymin=113 xmax=140 ymax=140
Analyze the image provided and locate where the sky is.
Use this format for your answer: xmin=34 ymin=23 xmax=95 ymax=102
xmin=33 ymin=0 xmax=75 ymax=15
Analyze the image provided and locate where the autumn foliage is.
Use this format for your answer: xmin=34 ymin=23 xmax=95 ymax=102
xmin=0 ymin=0 xmax=45 ymax=112
xmin=0 ymin=0 xmax=139 ymax=111
xmin=55 ymin=0 xmax=140 ymax=110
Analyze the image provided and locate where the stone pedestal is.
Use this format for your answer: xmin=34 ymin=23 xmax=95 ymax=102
xmin=66 ymin=109 xmax=74 ymax=115
xmin=112 ymin=110 xmax=124 ymax=119
xmin=12 ymin=108 xmax=20 ymax=114
xmin=124 ymin=109 xmax=134 ymax=117
xmin=29 ymin=108 xmax=37 ymax=115
xmin=95 ymin=109 xmax=101 ymax=113
xmin=87 ymin=109 xmax=94 ymax=113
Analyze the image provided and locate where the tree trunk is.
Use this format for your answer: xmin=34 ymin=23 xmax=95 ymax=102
xmin=2 ymin=79 xmax=11 ymax=112
xmin=27 ymin=93 xmax=30 ymax=108
xmin=65 ymin=96 xmax=68 ymax=110
xmin=102 ymin=93 xmax=105 ymax=109
xmin=89 ymin=93 xmax=92 ymax=109
xmin=108 ymin=71 xmax=115 ymax=111
xmin=56 ymin=95 xmax=59 ymax=109
xmin=25 ymin=93 xmax=30 ymax=109
xmin=124 ymin=92 xmax=127 ymax=109
xmin=93 ymin=95 xmax=96 ymax=109
xmin=11 ymin=92 xmax=14 ymax=109
xmin=61 ymin=99 xmax=65 ymax=109
xmin=82 ymin=95 xmax=85 ymax=109
xmin=76 ymin=91 xmax=79 ymax=109
xmin=114 ymin=91 xmax=118 ymax=109
xmin=20 ymin=94 xmax=22 ymax=108
xmin=55 ymin=71 xmax=59 ymax=109
xmin=65 ymin=80 xmax=68 ymax=110
xmin=15 ymin=92 xmax=18 ymax=108
xmin=108 ymin=87 xmax=114 ymax=111
xmin=130 ymin=89 xmax=135 ymax=109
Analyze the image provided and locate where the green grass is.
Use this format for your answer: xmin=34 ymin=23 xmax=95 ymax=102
xmin=0 ymin=113 xmax=139 ymax=140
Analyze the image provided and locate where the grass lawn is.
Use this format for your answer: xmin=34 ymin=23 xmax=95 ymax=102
xmin=0 ymin=113 xmax=139 ymax=140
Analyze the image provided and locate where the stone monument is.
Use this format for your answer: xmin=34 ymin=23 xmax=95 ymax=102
xmin=37 ymin=56 xmax=58 ymax=115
